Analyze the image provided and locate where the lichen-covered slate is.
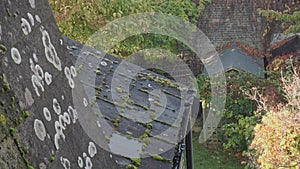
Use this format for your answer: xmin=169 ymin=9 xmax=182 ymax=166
xmin=0 ymin=0 xmax=196 ymax=168
xmin=0 ymin=0 xmax=117 ymax=168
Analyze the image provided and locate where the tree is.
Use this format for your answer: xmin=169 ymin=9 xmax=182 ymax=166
xmin=257 ymin=1 xmax=300 ymax=60
xmin=258 ymin=2 xmax=300 ymax=34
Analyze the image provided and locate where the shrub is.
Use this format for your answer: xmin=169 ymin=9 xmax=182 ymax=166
xmin=248 ymin=67 xmax=300 ymax=168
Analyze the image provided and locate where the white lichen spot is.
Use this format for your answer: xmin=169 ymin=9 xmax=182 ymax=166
xmin=83 ymin=152 xmax=87 ymax=159
xmin=64 ymin=66 xmax=70 ymax=78
xmin=78 ymin=156 xmax=84 ymax=168
xmin=39 ymin=163 xmax=46 ymax=169
xmin=43 ymin=107 xmax=51 ymax=121
xmin=35 ymin=15 xmax=41 ymax=23
xmin=63 ymin=112 xmax=71 ymax=125
xmin=97 ymin=121 xmax=101 ymax=128
xmin=34 ymin=119 xmax=46 ymax=141
xmin=61 ymin=95 xmax=64 ymax=100
xmin=147 ymin=84 xmax=152 ymax=88
xmin=64 ymin=67 xmax=75 ymax=88
xmin=83 ymin=98 xmax=88 ymax=107
xmin=21 ymin=18 xmax=31 ymax=35
xmin=30 ymin=59 xmax=45 ymax=97
xmin=3 ymin=57 xmax=8 ymax=67
xmin=29 ymin=0 xmax=35 ymax=8
xmin=88 ymin=142 xmax=97 ymax=158
xmin=67 ymin=106 xmax=78 ymax=124
xmin=60 ymin=39 xmax=63 ymax=45
xmin=54 ymin=133 xmax=60 ymax=150
xmin=54 ymin=120 xmax=66 ymax=150
xmin=42 ymin=30 xmax=62 ymax=71
xmin=31 ymin=75 xmax=44 ymax=97
xmin=33 ymin=53 xmax=38 ymax=62
xmin=53 ymin=98 xmax=61 ymax=115
xmin=70 ymin=66 xmax=77 ymax=77
xmin=11 ymin=47 xmax=22 ymax=64
xmin=85 ymin=157 xmax=93 ymax=169
xmin=68 ymin=78 xmax=74 ymax=89
xmin=34 ymin=65 xmax=44 ymax=79
xmin=19 ymin=101 xmax=25 ymax=109
xmin=100 ymin=61 xmax=107 ymax=67
xmin=44 ymin=72 xmax=52 ymax=85
xmin=27 ymin=13 xmax=34 ymax=26
xmin=60 ymin=157 xmax=71 ymax=169
xmin=24 ymin=88 xmax=34 ymax=106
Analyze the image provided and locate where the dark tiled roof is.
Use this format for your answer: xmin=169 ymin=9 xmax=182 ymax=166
xmin=207 ymin=43 xmax=265 ymax=77
xmin=65 ymin=37 xmax=196 ymax=169
xmin=271 ymin=35 xmax=300 ymax=56
xmin=216 ymin=42 xmax=265 ymax=59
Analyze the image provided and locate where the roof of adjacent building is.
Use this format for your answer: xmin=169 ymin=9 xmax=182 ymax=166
xmin=0 ymin=0 xmax=196 ymax=169
xmin=205 ymin=42 xmax=265 ymax=77
xmin=271 ymin=34 xmax=300 ymax=57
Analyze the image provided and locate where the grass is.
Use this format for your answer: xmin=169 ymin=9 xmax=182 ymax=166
xmin=190 ymin=121 xmax=246 ymax=169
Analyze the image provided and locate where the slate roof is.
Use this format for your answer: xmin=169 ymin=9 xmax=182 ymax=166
xmin=216 ymin=42 xmax=264 ymax=59
xmin=271 ymin=34 xmax=300 ymax=57
xmin=65 ymin=37 xmax=196 ymax=169
xmin=205 ymin=42 xmax=265 ymax=77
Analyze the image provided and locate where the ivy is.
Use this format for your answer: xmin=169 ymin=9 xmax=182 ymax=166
xmin=258 ymin=8 xmax=300 ymax=34
xmin=49 ymin=0 xmax=211 ymax=62
xmin=197 ymin=70 xmax=284 ymax=152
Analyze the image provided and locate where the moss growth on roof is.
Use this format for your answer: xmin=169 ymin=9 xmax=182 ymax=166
xmin=151 ymin=154 xmax=171 ymax=163
xmin=0 ymin=115 xmax=6 ymax=125
xmin=129 ymin=157 xmax=141 ymax=167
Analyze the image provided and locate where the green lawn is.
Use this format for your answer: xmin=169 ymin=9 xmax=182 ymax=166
xmin=191 ymin=123 xmax=246 ymax=169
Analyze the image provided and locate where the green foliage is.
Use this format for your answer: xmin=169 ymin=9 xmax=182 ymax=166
xmin=197 ymin=70 xmax=281 ymax=151
xmin=249 ymin=68 xmax=300 ymax=168
xmin=130 ymin=158 xmax=141 ymax=167
xmin=250 ymin=109 xmax=300 ymax=168
xmin=197 ymin=73 xmax=211 ymax=103
xmin=220 ymin=71 xmax=262 ymax=151
xmin=258 ymin=9 xmax=300 ymax=33
xmin=49 ymin=0 xmax=211 ymax=61
xmin=49 ymin=0 xmax=103 ymax=43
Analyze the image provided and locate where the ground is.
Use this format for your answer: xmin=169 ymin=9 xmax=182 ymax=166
xmin=191 ymin=121 xmax=245 ymax=169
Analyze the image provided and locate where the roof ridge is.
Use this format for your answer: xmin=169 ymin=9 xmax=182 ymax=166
xmin=271 ymin=35 xmax=300 ymax=50
xmin=216 ymin=41 xmax=265 ymax=58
